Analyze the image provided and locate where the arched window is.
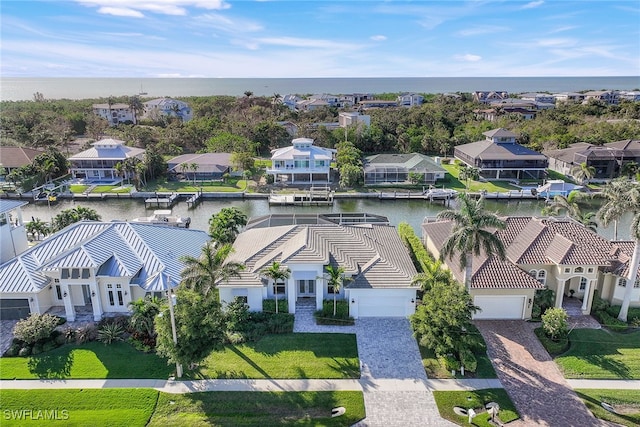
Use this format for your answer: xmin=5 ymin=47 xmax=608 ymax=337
xmin=574 ymin=266 xmax=584 ymax=273
xmin=529 ymin=269 xmax=537 ymax=277
xmin=579 ymin=277 xmax=587 ymax=291
xmin=537 ymin=270 xmax=546 ymax=285
xmin=618 ymin=278 xmax=627 ymax=287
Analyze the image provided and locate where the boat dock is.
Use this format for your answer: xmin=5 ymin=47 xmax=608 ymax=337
xmin=145 ymin=193 xmax=179 ymax=208
xmin=269 ymin=186 xmax=334 ymax=206
xmin=186 ymin=191 xmax=203 ymax=208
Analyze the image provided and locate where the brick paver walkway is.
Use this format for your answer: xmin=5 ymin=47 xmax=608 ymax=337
xmin=475 ymin=320 xmax=607 ymax=427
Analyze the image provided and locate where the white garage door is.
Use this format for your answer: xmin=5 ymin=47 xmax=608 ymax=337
xmin=358 ymin=296 xmax=407 ymax=317
xmin=474 ymin=296 xmax=525 ymax=320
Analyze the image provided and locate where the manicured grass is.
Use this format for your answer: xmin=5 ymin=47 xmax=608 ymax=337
xmin=534 ymin=327 xmax=569 ymax=356
xmin=441 ymin=164 xmax=519 ymax=193
xmin=0 ymin=389 xmax=158 ymax=426
xmin=575 ymin=389 xmax=640 ymax=427
xmin=0 ymin=341 xmax=172 ymax=379
xmin=145 ymin=178 xmax=249 ymax=192
xmin=69 ymin=184 xmax=132 ymax=194
xmin=433 ymin=389 xmax=519 ymax=427
xmin=148 ymin=391 xmax=365 ymax=426
xmin=418 ymin=345 xmax=496 ymax=379
xmin=553 ymin=329 xmax=640 ymax=379
xmin=192 ymin=333 xmax=359 ymax=379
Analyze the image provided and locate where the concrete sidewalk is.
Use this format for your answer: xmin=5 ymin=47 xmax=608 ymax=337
xmin=566 ymin=379 xmax=640 ymax=389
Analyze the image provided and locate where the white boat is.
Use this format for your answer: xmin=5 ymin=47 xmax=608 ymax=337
xmin=131 ymin=210 xmax=191 ymax=228
xmin=423 ymin=187 xmax=458 ymax=199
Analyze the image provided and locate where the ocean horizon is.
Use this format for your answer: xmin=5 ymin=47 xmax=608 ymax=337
xmin=2 ymin=76 xmax=639 ymax=102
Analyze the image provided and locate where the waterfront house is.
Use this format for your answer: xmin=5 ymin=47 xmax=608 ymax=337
xmin=553 ymin=92 xmax=586 ymax=103
xmin=338 ymin=112 xmax=371 ymax=129
xmin=296 ymin=98 xmax=329 ymax=111
xmin=358 ymin=99 xmax=398 ymax=109
xmin=545 ymin=140 xmax=640 ymax=181
xmin=583 ymin=90 xmax=619 ymax=105
xmin=519 ymin=93 xmax=556 ymax=104
xmin=219 ymin=215 xmax=417 ymax=318
xmin=423 ymin=216 xmax=638 ymax=320
xmin=69 ymin=138 xmax=145 ymax=183
xmin=454 ymin=128 xmax=548 ymax=180
xmin=92 ymin=103 xmax=136 ymax=126
xmin=267 ymin=138 xmax=334 ymax=184
xmin=363 ymin=153 xmax=446 ymax=185
xmin=473 ymin=91 xmax=509 ymax=104
xmin=167 ymin=153 xmax=232 ymax=181
xmin=143 ymin=98 xmax=193 ymax=122
xmin=397 ymin=93 xmax=424 ymax=107
xmin=0 ymin=147 xmax=44 ymax=176
xmin=0 ymin=221 xmax=211 ymax=321
xmin=0 ymin=200 xmax=28 ymax=266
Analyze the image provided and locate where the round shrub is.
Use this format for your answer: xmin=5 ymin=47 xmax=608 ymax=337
xmin=13 ymin=313 xmax=60 ymax=345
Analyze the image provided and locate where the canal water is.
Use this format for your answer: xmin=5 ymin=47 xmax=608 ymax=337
xmin=20 ymin=196 xmax=634 ymax=241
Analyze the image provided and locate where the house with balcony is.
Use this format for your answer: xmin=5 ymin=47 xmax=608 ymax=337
xmin=553 ymin=92 xmax=586 ymax=103
xmin=363 ymin=153 xmax=445 ymax=185
xmin=454 ymin=128 xmax=548 ymax=180
xmin=219 ymin=215 xmax=417 ymax=318
xmin=583 ymin=90 xmax=619 ymax=105
xmin=473 ymin=91 xmax=509 ymax=104
xmin=0 ymin=147 xmax=44 ymax=176
xmin=397 ymin=93 xmax=424 ymax=107
xmin=267 ymin=138 xmax=335 ymax=183
xmin=422 ymin=216 xmax=638 ymax=320
xmin=0 ymin=221 xmax=211 ymax=321
xmin=92 ymin=103 xmax=136 ymax=126
xmin=69 ymin=138 xmax=145 ymax=183
xmin=143 ymin=98 xmax=193 ymax=122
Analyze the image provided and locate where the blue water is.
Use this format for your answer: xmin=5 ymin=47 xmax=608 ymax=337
xmin=2 ymin=76 xmax=639 ymax=101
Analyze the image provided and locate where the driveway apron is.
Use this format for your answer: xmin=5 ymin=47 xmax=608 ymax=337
xmin=353 ymin=318 xmax=455 ymax=427
xmin=475 ymin=320 xmax=605 ymax=427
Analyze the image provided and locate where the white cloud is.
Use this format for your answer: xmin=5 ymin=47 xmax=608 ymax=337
xmin=370 ymin=35 xmax=387 ymax=41
xmin=521 ymin=1 xmax=544 ymax=9
xmin=255 ymin=37 xmax=359 ymax=50
xmin=457 ymin=26 xmax=509 ymax=37
xmin=76 ymin=0 xmax=230 ymax=17
xmin=192 ymin=13 xmax=263 ymax=33
xmin=454 ymin=53 xmax=482 ymax=62
xmin=535 ymin=38 xmax=576 ymax=48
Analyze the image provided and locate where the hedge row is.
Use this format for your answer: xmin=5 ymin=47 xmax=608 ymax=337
xmin=398 ymin=222 xmax=433 ymax=273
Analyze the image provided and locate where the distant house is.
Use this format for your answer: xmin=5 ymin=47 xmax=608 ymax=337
xmin=0 ymin=146 xmax=44 ymax=175
xmin=454 ymin=128 xmax=548 ymax=180
xmin=619 ymin=91 xmax=640 ymax=102
xmin=0 ymin=200 xmax=28 ymax=265
xmin=167 ymin=153 xmax=232 ymax=181
xmin=553 ymin=92 xmax=586 ymax=103
xmin=0 ymin=221 xmax=211 ymax=321
xmin=358 ymin=99 xmax=398 ymax=109
xmin=296 ymin=99 xmax=329 ymax=111
xmin=519 ymin=93 xmax=556 ymax=104
xmin=583 ymin=90 xmax=619 ymax=105
xmin=220 ymin=217 xmax=417 ymax=318
xmin=92 ymin=103 xmax=136 ymax=126
xmin=423 ymin=216 xmax=638 ymax=320
xmin=338 ymin=112 xmax=371 ymax=128
xmin=339 ymin=93 xmax=374 ymax=108
xmin=488 ymin=98 xmax=554 ymax=110
xmin=281 ymin=95 xmax=303 ymax=110
xmin=69 ymin=138 xmax=144 ymax=182
xmin=545 ymin=140 xmax=640 ymax=181
xmin=397 ymin=93 xmax=424 ymax=107
xmin=363 ymin=153 xmax=446 ymax=185
xmin=473 ymin=91 xmax=509 ymax=104
xmin=143 ymin=98 xmax=193 ymax=122
xmin=267 ymin=138 xmax=334 ymax=183
xmin=276 ymin=121 xmax=299 ymax=137
xmin=309 ymin=94 xmax=340 ymax=106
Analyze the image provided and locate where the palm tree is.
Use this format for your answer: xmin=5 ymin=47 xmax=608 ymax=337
xmin=190 ymin=162 xmax=199 ymax=185
xmin=128 ymin=95 xmax=144 ymax=124
xmin=180 ymin=242 xmax=244 ymax=297
xmin=598 ymin=179 xmax=640 ymax=322
xmin=129 ymin=295 xmax=162 ymax=341
xmin=575 ymin=211 xmax=598 ymax=232
xmin=260 ymin=261 xmax=291 ymax=314
xmin=459 ymin=165 xmax=479 ymax=190
xmin=26 ymin=218 xmax=49 ymax=240
xmin=411 ymin=259 xmax=452 ymax=293
xmin=541 ymin=191 xmax=582 ymax=218
xmin=324 ymin=265 xmax=350 ymax=317
xmin=437 ymin=193 xmax=507 ymax=291
xmin=571 ymin=162 xmax=596 ymax=185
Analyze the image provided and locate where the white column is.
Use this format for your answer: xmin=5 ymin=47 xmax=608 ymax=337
xmin=581 ymin=280 xmax=593 ymax=312
xmin=62 ymin=284 xmax=75 ymax=321
xmin=287 ymin=277 xmax=296 ymax=314
xmin=555 ymin=279 xmax=566 ymax=308
xmin=90 ymin=283 xmax=103 ymax=321
xmin=316 ymin=278 xmax=324 ymax=311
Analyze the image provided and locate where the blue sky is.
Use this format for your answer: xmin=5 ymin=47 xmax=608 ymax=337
xmin=1 ymin=1 xmax=639 ymax=78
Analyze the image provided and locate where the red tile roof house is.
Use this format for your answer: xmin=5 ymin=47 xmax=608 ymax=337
xmin=422 ymin=216 xmax=637 ymax=320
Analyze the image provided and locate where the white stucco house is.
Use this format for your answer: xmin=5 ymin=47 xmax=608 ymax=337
xmin=143 ymin=98 xmax=193 ymax=122
xmin=267 ymin=138 xmax=335 ymax=183
xmin=92 ymin=103 xmax=136 ymax=126
xmin=0 ymin=221 xmax=211 ymax=321
xmin=69 ymin=138 xmax=145 ymax=183
xmin=423 ymin=216 xmax=638 ymax=320
xmin=219 ymin=215 xmax=418 ymax=318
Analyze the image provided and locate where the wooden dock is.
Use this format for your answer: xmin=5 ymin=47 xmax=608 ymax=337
xmin=186 ymin=191 xmax=203 ymax=208
xmin=145 ymin=193 xmax=179 ymax=208
xmin=269 ymin=187 xmax=334 ymax=206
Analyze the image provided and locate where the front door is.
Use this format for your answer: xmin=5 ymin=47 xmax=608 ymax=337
xmin=298 ymin=279 xmax=315 ymax=297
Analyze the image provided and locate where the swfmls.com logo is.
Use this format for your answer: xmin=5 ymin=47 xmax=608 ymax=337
xmin=3 ymin=409 xmax=69 ymax=420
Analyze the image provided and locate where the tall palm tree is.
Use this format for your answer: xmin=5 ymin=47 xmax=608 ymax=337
xmin=598 ymin=179 xmax=640 ymax=322
xmin=324 ymin=265 xmax=350 ymax=317
xmin=190 ymin=162 xmax=199 ymax=185
xmin=260 ymin=261 xmax=291 ymax=314
xmin=598 ymin=178 xmax=628 ymax=240
xmin=437 ymin=193 xmax=507 ymax=291
xmin=411 ymin=259 xmax=452 ymax=292
xmin=180 ymin=242 xmax=244 ymax=297
xmin=541 ymin=191 xmax=582 ymax=218
xmin=571 ymin=162 xmax=596 ymax=185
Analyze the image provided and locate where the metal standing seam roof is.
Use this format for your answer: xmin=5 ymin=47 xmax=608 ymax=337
xmin=0 ymin=221 xmax=211 ymax=294
xmin=0 ymin=199 xmax=28 ymax=214
xmin=270 ymin=145 xmax=334 ymax=161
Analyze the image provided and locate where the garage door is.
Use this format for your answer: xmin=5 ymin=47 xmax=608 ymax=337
xmin=358 ymin=297 xmax=407 ymax=317
xmin=473 ymin=296 xmax=525 ymax=320
xmin=0 ymin=299 xmax=31 ymax=320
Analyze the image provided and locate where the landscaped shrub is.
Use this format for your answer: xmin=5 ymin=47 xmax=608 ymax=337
xmin=593 ymin=310 xmax=628 ymax=332
xmin=97 ymin=323 xmax=125 ymax=344
xmin=76 ymin=324 xmax=98 ymax=344
xmin=605 ymin=305 xmax=640 ymax=323
xmin=13 ymin=313 xmax=60 ymax=345
xmin=590 ymin=290 xmax=610 ymax=314
xmin=398 ymin=222 xmax=433 ymax=273
xmin=314 ymin=300 xmax=354 ymax=326
xmin=532 ymin=288 xmax=555 ymax=319
xmin=458 ymin=348 xmax=478 ymax=373
xmin=534 ymin=327 xmax=569 ymax=355
xmin=262 ymin=299 xmax=288 ymax=314
xmin=438 ymin=354 xmax=460 ymax=372
xmin=541 ymin=307 xmax=569 ymax=340
xmin=225 ymin=297 xmax=251 ymax=333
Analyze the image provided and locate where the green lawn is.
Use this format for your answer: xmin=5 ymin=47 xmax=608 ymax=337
xmin=69 ymin=184 xmax=132 ymax=194
xmin=144 ymin=178 xmax=249 ymax=192
xmin=0 ymin=341 xmax=172 ymax=379
xmin=433 ymin=389 xmax=519 ymax=427
xmin=0 ymin=389 xmax=158 ymax=426
xmin=575 ymin=389 xmax=640 ymax=427
xmin=441 ymin=164 xmax=519 ymax=193
xmin=148 ymin=391 xmax=365 ymax=426
xmin=192 ymin=333 xmax=360 ymax=379
xmin=553 ymin=329 xmax=640 ymax=379
xmin=419 ymin=345 xmax=496 ymax=379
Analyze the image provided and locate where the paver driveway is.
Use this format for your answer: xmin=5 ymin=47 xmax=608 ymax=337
xmin=475 ymin=320 xmax=606 ymax=427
